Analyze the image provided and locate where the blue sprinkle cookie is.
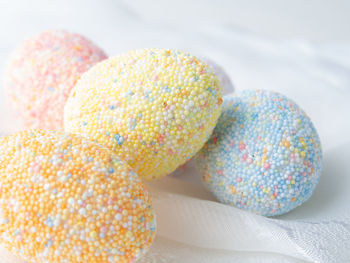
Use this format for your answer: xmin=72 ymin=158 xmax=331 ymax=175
xmin=194 ymin=90 xmax=323 ymax=216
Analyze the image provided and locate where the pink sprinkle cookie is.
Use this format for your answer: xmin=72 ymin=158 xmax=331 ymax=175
xmin=3 ymin=30 xmax=107 ymax=130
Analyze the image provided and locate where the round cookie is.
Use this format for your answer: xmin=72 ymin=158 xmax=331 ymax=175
xmin=200 ymin=57 xmax=234 ymax=95
xmin=0 ymin=130 xmax=156 ymax=263
xmin=64 ymin=48 xmax=223 ymax=180
xmin=3 ymin=30 xmax=107 ymax=130
xmin=194 ymin=90 xmax=322 ymax=216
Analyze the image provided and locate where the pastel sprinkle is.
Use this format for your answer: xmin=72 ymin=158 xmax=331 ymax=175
xmin=3 ymin=30 xmax=107 ymax=130
xmin=200 ymin=57 xmax=234 ymax=95
xmin=0 ymin=130 xmax=156 ymax=263
xmin=195 ymin=90 xmax=322 ymax=216
xmin=64 ymin=48 xmax=223 ymax=180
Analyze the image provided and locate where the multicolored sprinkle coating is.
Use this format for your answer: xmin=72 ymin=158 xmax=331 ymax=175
xmin=64 ymin=48 xmax=223 ymax=180
xmin=3 ymin=30 xmax=107 ymax=130
xmin=0 ymin=130 xmax=156 ymax=263
xmin=200 ymin=57 xmax=234 ymax=95
xmin=195 ymin=90 xmax=322 ymax=216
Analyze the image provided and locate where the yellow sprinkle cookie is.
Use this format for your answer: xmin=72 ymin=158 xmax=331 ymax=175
xmin=64 ymin=48 xmax=223 ymax=180
xmin=0 ymin=130 xmax=156 ymax=263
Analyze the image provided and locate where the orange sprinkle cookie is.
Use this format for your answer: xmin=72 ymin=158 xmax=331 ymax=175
xmin=0 ymin=130 xmax=156 ymax=263
xmin=64 ymin=48 xmax=223 ymax=180
xmin=3 ymin=30 xmax=107 ymax=130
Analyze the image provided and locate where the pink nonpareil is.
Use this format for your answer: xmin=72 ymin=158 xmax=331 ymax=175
xmin=3 ymin=30 xmax=107 ymax=130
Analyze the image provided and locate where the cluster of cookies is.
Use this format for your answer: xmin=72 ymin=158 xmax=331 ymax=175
xmin=1 ymin=30 xmax=322 ymax=263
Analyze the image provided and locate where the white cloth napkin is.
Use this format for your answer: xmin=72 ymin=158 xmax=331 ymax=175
xmin=141 ymin=151 xmax=350 ymax=263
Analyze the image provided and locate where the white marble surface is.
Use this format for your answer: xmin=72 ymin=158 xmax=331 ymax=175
xmin=0 ymin=1 xmax=350 ymax=262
